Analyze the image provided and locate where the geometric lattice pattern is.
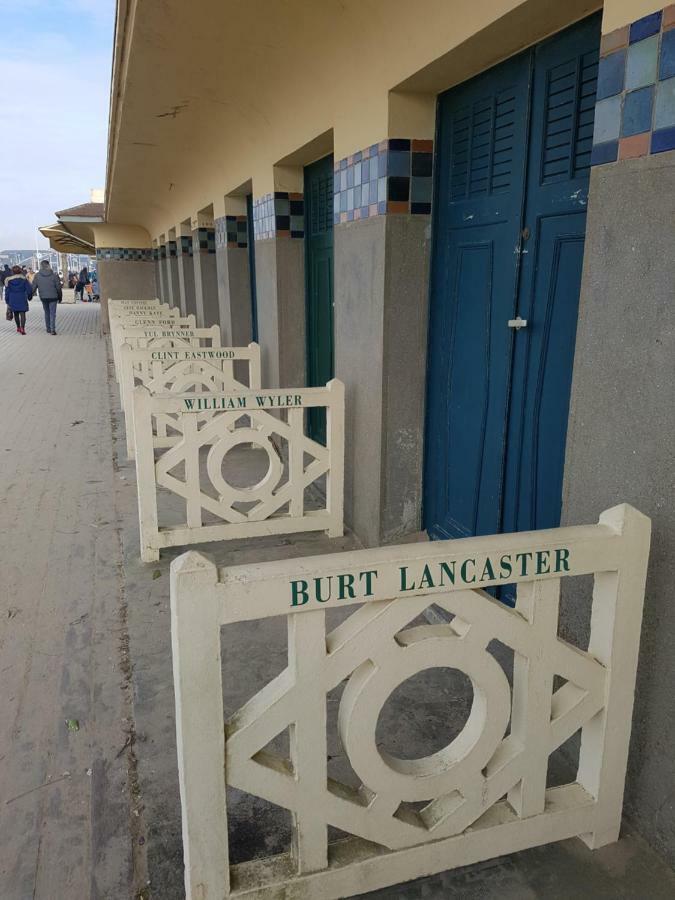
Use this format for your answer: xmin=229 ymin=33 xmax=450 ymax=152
xmin=133 ymin=381 xmax=344 ymax=562
xmin=170 ymin=504 xmax=651 ymax=899
xmin=227 ymin=581 xmax=605 ymax=850
xmin=119 ymin=342 xmax=261 ymax=458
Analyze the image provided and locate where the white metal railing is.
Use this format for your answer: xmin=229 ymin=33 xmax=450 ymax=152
xmin=133 ymin=380 xmax=345 ymax=561
xmin=170 ymin=504 xmax=650 ymax=899
xmin=119 ymin=342 xmax=261 ymax=458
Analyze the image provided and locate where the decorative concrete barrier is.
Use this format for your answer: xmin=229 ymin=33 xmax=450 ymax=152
xmin=111 ymin=312 xmax=196 ymax=381
xmin=170 ymin=504 xmax=650 ymax=899
xmin=114 ymin=321 xmax=214 ymax=400
xmin=120 ymin=342 xmax=261 ymax=458
xmin=133 ymin=380 xmax=345 ymax=561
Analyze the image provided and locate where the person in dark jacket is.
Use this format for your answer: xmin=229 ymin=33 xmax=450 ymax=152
xmin=76 ymin=266 xmax=89 ymax=302
xmin=0 ymin=263 xmax=10 ymax=299
xmin=31 ymin=259 xmax=63 ymax=334
xmin=4 ymin=265 xmax=32 ymax=334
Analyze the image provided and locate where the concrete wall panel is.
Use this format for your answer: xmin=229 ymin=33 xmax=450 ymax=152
xmin=562 ymin=151 xmax=675 ymax=867
xmin=334 ymin=216 xmax=387 ymax=545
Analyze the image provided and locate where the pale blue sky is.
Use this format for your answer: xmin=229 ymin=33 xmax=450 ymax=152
xmin=0 ymin=0 xmax=114 ymax=249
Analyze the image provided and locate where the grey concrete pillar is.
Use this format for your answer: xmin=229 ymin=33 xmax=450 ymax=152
xmin=334 ymin=214 xmax=430 ymax=547
xmin=253 ymin=237 xmax=305 ymax=389
xmin=153 ymin=248 xmax=161 ymax=300
xmin=192 ymin=228 xmax=218 ymax=327
xmin=176 ymin=235 xmax=196 ymax=317
xmin=561 ymin=152 xmax=675 ymax=868
xmin=166 ymin=240 xmax=179 ymax=308
xmin=215 ymin=214 xmax=252 ymax=347
xmin=157 ymin=244 xmax=167 ymax=303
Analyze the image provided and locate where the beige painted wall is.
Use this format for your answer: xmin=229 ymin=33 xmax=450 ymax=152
xmin=108 ymin=0 xmax=658 ymax=240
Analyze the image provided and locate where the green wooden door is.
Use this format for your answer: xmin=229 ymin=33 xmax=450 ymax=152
xmin=304 ymin=154 xmax=335 ymax=443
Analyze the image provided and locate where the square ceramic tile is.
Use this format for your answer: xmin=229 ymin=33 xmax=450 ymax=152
xmin=387 ymin=176 xmax=410 ymax=202
xmin=411 ymin=151 xmax=433 ymax=177
xmin=659 ymin=29 xmax=675 ymax=81
xmin=629 ymin=10 xmax=662 ymax=43
xmin=361 ymin=159 xmax=370 ymax=183
xmin=597 ymin=49 xmax=626 ymax=99
xmin=625 ymin=35 xmax=659 ymax=89
xmin=591 ymin=140 xmax=618 ymax=165
xmin=655 ymin=76 xmax=675 ymax=128
xmin=353 ymin=185 xmax=362 ymax=208
xmin=377 ymin=177 xmax=387 ymax=203
xmin=622 ymin=85 xmax=654 ymax=135
xmin=387 ymin=150 xmax=410 ymax=177
xmin=651 ymin=124 xmax=675 ymax=151
xmin=593 ymin=95 xmax=622 ymax=143
xmin=410 ymin=176 xmax=432 ymax=203
xmin=354 ymin=161 xmax=361 ymax=186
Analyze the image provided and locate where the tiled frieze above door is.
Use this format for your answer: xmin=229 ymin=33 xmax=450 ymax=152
xmin=333 ymin=138 xmax=433 ymax=223
xmin=593 ymin=5 xmax=675 ymax=163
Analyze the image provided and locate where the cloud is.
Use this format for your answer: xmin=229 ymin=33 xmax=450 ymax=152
xmin=0 ymin=0 xmax=113 ymax=248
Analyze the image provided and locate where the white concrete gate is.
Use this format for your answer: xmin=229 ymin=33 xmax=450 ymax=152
xmin=119 ymin=342 xmax=261 ymax=457
xmin=134 ymin=380 xmax=345 ymax=561
xmin=171 ymin=504 xmax=650 ymax=899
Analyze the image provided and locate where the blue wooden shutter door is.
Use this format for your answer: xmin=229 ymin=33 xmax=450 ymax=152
xmin=424 ymin=14 xmax=600 ymax=545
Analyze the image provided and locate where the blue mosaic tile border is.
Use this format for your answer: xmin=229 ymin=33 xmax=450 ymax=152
xmin=252 ymin=192 xmax=304 ymax=241
xmin=178 ymin=235 xmax=193 ymax=257
xmin=96 ymin=247 xmax=154 ymax=262
xmin=193 ymin=227 xmax=216 ymax=253
xmin=226 ymin=215 xmax=248 ymax=248
xmin=215 ymin=215 xmax=249 ymax=249
xmin=593 ymin=5 xmax=675 ymax=164
xmin=334 ymin=138 xmax=433 ymax=224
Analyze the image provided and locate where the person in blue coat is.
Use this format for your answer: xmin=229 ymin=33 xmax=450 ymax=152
xmin=4 ymin=265 xmax=32 ymax=334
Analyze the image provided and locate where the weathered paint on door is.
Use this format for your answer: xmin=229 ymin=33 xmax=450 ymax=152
xmin=424 ymin=14 xmax=600 ymax=544
xmin=246 ymin=193 xmax=259 ymax=343
xmin=304 ymin=154 xmax=335 ymax=444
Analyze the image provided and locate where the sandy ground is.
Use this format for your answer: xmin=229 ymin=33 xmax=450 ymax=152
xmin=0 ymin=304 xmax=133 ymax=899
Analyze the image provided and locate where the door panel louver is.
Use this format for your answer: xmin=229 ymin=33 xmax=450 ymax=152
xmin=310 ymin=172 xmax=333 ymax=236
xmin=541 ymin=49 xmax=598 ymax=183
xmin=450 ymin=89 xmax=518 ymax=201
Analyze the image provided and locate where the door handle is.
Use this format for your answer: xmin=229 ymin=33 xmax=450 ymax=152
xmin=507 ymin=317 xmax=528 ymax=330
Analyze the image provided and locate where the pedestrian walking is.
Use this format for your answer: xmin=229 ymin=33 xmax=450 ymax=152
xmin=31 ymin=259 xmax=63 ymax=334
xmin=4 ymin=265 xmax=32 ymax=334
xmin=90 ymin=271 xmax=100 ymax=301
xmin=0 ymin=263 xmax=11 ymax=301
xmin=76 ymin=266 xmax=89 ymax=302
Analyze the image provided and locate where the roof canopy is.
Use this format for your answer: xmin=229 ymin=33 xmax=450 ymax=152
xmin=39 ymin=223 xmax=95 ymax=255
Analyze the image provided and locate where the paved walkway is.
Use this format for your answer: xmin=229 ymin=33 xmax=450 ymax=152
xmin=0 ymin=304 xmax=133 ymax=898
xmin=2 ymin=302 xmax=675 ymax=899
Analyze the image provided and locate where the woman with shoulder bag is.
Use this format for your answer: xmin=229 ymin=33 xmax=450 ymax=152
xmin=4 ymin=266 xmax=32 ymax=334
